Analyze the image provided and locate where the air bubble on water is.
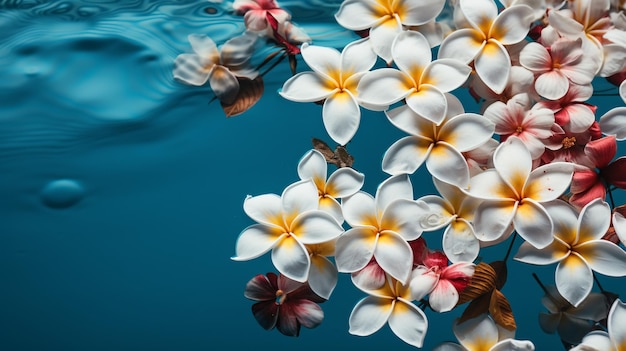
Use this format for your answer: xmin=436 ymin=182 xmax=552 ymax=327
xmin=40 ymin=179 xmax=84 ymax=209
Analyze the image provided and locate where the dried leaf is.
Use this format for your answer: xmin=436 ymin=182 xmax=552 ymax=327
xmin=312 ymin=138 xmax=335 ymax=162
xmin=221 ymin=76 xmax=264 ymax=117
xmin=457 ymin=262 xmax=497 ymax=305
xmin=459 ymin=293 xmax=491 ymax=324
xmin=334 ymin=146 xmax=354 ymax=168
xmin=489 ymin=289 xmax=516 ymax=331
xmin=311 ymin=138 xmax=355 ymax=168
xmin=489 ymin=261 xmax=508 ymax=291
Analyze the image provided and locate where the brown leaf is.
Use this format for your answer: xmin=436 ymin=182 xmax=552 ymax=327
xmin=489 ymin=261 xmax=508 ymax=291
xmin=221 ymin=76 xmax=264 ymax=117
xmin=489 ymin=289 xmax=516 ymax=331
xmin=459 ymin=293 xmax=492 ymax=324
xmin=334 ymin=145 xmax=354 ymax=168
xmin=457 ymin=262 xmax=497 ymax=305
xmin=312 ymin=138 xmax=336 ymax=162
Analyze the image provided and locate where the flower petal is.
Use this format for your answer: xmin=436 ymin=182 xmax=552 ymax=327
xmin=208 ymin=65 xmax=240 ymax=104
xmin=323 ymin=90 xmax=361 ymax=145
xmin=398 ymin=0 xmax=445 ymax=26
xmin=326 ymin=167 xmax=364 ymax=198
xmin=439 ymin=113 xmax=495 ymax=152
xmin=244 ymin=273 xmax=278 ymax=301
xmin=494 ymin=136 xmax=532 ymax=197
xmin=308 ymin=255 xmax=338 ymax=299
xmin=443 ymin=219 xmax=480 ymax=263
xmin=376 ymin=174 xmax=415 ymax=211
xmin=385 ymin=104 xmax=434 ymax=137
xmin=438 ymin=28 xmax=485 ymax=63
xmin=352 ymin=260 xmax=387 ymax=291
xmin=292 ymin=299 xmax=324 ymax=329
xmin=575 ymin=240 xmax=626 ymax=277
xmin=252 ymin=300 xmax=279 ymax=330
xmin=387 ymin=299 xmax=429 ymax=348
xmin=369 ymin=15 xmax=403 ymax=63
xmin=349 ymin=296 xmax=393 ymax=336
xmin=535 ymin=70 xmax=569 ymax=100
xmin=381 ymin=199 xmax=431 ymax=240
xmin=453 ymin=314 xmax=499 ymax=351
xmin=342 ymin=191 xmax=377 ymax=227
xmin=301 ymin=43 xmax=341 ymax=78
xmin=555 ymin=252 xmax=593 ymax=307
xmin=409 ymin=267 xmax=439 ymax=300
xmin=429 ymin=279 xmax=460 ymax=312
xmin=577 ymin=199 xmax=611 ymax=243
xmin=282 ymin=179 xmax=319 ymax=220
xmin=613 ymin=211 xmax=626 ymax=246
xmin=574 ymin=331 xmax=613 ymax=351
xmin=357 ymin=68 xmax=412 ymax=107
xmin=173 ymin=53 xmax=211 ymax=86
xmin=609 ymin=299 xmax=626 ymax=350
xmin=297 ymin=149 xmax=327 ymax=186
xmin=272 ymin=235 xmax=311 ymax=282
xmin=460 ymin=0 xmax=498 ymax=32
xmin=490 ymin=5 xmax=533 ymax=45
xmin=490 ymin=339 xmax=535 ymax=351
xmin=292 ymin=211 xmax=344 ymax=244
xmin=426 ymin=142 xmax=471 ymax=189
xmin=514 ymin=237 xmax=570 ymax=265
xmin=473 ymin=200 xmax=516 ymax=243
xmin=334 ymin=0 xmax=385 ymax=30
xmin=335 ymin=227 xmax=377 ymax=273
xmin=599 ymin=107 xmax=626 ymax=141
xmin=233 ymin=224 xmax=284 ymax=261
xmin=341 ymin=37 xmax=378 ymax=74
xmin=382 ymin=136 xmax=432 ymax=175
xmin=243 ymin=193 xmax=284 ymax=227
xmin=280 ymin=72 xmax=335 ymax=102
xmin=514 ymin=199 xmax=554 ymax=249
xmin=374 ymin=231 xmax=413 ymax=283
xmin=475 ymin=39 xmax=510 ymax=94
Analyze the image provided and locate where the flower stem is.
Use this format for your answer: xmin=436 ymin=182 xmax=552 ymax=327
xmin=532 ymin=272 xmax=560 ymax=307
xmin=502 ymin=233 xmax=517 ymax=262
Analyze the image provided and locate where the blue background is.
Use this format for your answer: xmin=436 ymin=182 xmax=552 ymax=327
xmin=0 ymin=1 xmax=624 ymax=350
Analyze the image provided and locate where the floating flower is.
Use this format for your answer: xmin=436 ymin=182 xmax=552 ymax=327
xmin=432 ymin=314 xmax=535 ymax=351
xmin=334 ymin=0 xmax=446 ymax=63
xmin=244 ymin=272 xmax=325 ymax=336
xmin=349 ymin=271 xmax=429 ymax=348
xmin=232 ymin=0 xmax=290 ymax=33
xmin=515 ymin=198 xmax=626 ymax=306
xmin=571 ymin=299 xmax=626 ymax=351
xmin=280 ymin=38 xmax=377 ymax=145
xmin=232 ymin=179 xmax=344 ymax=282
xmin=357 ymin=30 xmax=472 ymax=125
xmin=438 ymin=0 xmax=534 ymax=93
xmin=467 ymin=136 xmax=574 ymax=248
xmin=173 ymin=33 xmax=258 ymax=104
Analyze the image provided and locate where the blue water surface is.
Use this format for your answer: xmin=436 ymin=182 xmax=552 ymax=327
xmin=0 ymin=1 xmax=624 ymax=350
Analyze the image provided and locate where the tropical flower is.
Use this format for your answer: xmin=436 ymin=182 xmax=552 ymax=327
xmin=571 ymin=299 xmax=626 ymax=351
xmin=244 ymin=272 xmax=325 ymax=336
xmin=438 ymin=0 xmax=534 ymax=94
xmin=432 ymin=314 xmax=535 ymax=351
xmin=232 ymin=0 xmax=290 ymax=33
xmin=380 ymin=93 xmax=495 ymax=189
xmin=409 ymin=250 xmax=474 ymax=312
xmin=466 ymin=136 xmax=574 ymax=248
xmin=418 ymin=177 xmax=482 ymax=263
xmin=334 ymin=0 xmax=446 ymax=63
xmin=173 ymin=33 xmax=258 ymax=104
xmin=305 ymin=241 xmax=338 ymax=299
xmin=357 ymin=30 xmax=472 ymax=125
xmin=534 ymin=83 xmax=597 ymax=134
xmin=232 ymin=179 xmax=344 ymax=282
xmin=538 ymin=285 xmax=608 ymax=345
xmin=334 ymin=175 xmax=432 ymax=284
xmin=349 ymin=271 xmax=429 ymax=348
xmin=515 ymin=198 xmax=626 ymax=306
xmin=297 ymin=149 xmax=365 ymax=224
xmin=280 ymin=38 xmax=377 ymax=145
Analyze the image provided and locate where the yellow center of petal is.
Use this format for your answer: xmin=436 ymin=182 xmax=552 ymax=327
xmin=562 ymin=136 xmax=576 ymax=149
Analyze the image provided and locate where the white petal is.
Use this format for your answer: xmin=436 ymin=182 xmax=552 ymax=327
xmin=369 ymin=16 xmax=403 ymax=63
xmin=418 ymin=195 xmax=455 ymax=230
xmin=494 ymin=136 xmax=532 ymax=197
xmin=490 ymin=339 xmax=535 ymax=351
xmin=547 ymin=9 xmax=584 ymax=37
xmin=577 ymin=199 xmax=611 ymax=243
xmin=409 ymin=267 xmax=439 ymax=300
xmin=220 ymin=32 xmax=257 ymax=67
xmin=574 ymin=331 xmax=612 ymax=351
xmin=490 ymin=5 xmax=534 ymax=45
xmin=308 ymin=254 xmax=338 ymax=299
xmin=208 ymin=65 xmax=240 ymax=104
xmin=341 ymin=37 xmax=378 ymax=74
xmin=525 ymin=162 xmax=574 ymax=202
xmin=613 ymin=212 xmax=626 ymax=246
xmin=473 ymin=200 xmax=516 ymax=242
xmin=608 ymin=299 xmax=626 ymax=350
xmin=423 ymin=59 xmax=472 ymax=93
xmin=438 ymin=28 xmax=485 ymax=63
xmin=621 ymin=79 xmax=626 ymax=103
xmin=349 ymin=296 xmax=393 ymax=336
xmin=439 ymin=113 xmax=495 ymax=152
xmin=425 ymin=142 xmax=471 ymax=189
xmin=575 ymin=240 xmax=626 ymax=277
xmin=335 ymin=227 xmax=377 ymax=273
xmin=460 ymin=0 xmax=498 ymax=32
xmin=326 ymin=167 xmax=364 ymax=198
xmin=281 ymin=179 xmax=320 ymax=219
xmin=319 ymin=196 xmax=344 ymax=225
xmin=297 ymin=149 xmax=327 ymax=185
xmin=188 ymin=33 xmax=219 ymax=58
xmin=301 ymin=43 xmax=341 ymax=78
xmin=406 ymin=85 xmax=448 ymax=125
xmin=243 ymin=193 xmax=283 ymax=227
xmin=443 ymin=220 xmax=480 ymax=263
xmin=233 ymin=224 xmax=284 ymax=261
xmin=563 ymin=103 xmax=596 ymax=133
xmin=385 ymin=104 xmax=434 ymax=136
xmin=374 ymin=231 xmax=413 ymax=283
xmin=467 ymin=169 xmax=512 ymax=201
xmin=381 ymin=199 xmax=431 ymax=240
xmin=513 ymin=199 xmax=554 ymax=249
xmin=357 ymin=68 xmax=412 ymax=107
xmin=514 ymin=237 xmax=570 ymax=265
xmin=519 ymin=42 xmax=552 ymax=73
xmin=173 ymin=53 xmax=211 ymax=86
xmin=272 ymin=235 xmax=311 ymax=282
xmin=453 ymin=314 xmax=499 ymax=351
xmin=398 ymin=0 xmax=446 ymax=26
xmin=429 ymin=279 xmax=460 ymax=312
xmin=334 ymin=0 xmax=385 ymax=30
xmin=342 ymin=191 xmax=377 ymax=227
xmin=555 ymin=252 xmax=593 ymax=307
xmin=322 ymin=90 xmax=361 ymax=145
xmin=392 ymin=30 xmax=432 ymax=75
xmin=387 ymin=299 xmax=429 ymax=348
xmin=534 ymin=70 xmax=569 ymax=100
xmin=292 ymin=211 xmax=344 ymax=244
xmin=382 ymin=136 xmax=432 ymax=175
xmin=280 ymin=72 xmax=335 ymax=102
xmin=599 ymin=107 xmax=626 ymax=141
xmin=376 ymin=174 xmax=415 ymax=211
xmin=475 ymin=40 xmax=511 ymax=94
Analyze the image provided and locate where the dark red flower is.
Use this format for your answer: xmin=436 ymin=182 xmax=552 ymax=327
xmin=244 ymin=272 xmax=325 ymax=336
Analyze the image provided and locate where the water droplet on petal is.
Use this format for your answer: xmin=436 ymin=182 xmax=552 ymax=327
xmin=40 ymin=179 xmax=84 ymax=209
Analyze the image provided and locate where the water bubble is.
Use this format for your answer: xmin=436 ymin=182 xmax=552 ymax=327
xmin=40 ymin=179 xmax=84 ymax=209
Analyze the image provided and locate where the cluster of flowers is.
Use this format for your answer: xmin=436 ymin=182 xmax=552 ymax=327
xmin=174 ymin=0 xmax=626 ymax=348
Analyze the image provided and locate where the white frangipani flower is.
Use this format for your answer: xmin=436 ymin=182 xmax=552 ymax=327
xmin=280 ymin=38 xmax=377 ymax=145
xmin=515 ymin=199 xmax=626 ymax=307
xmin=297 ymin=149 xmax=365 ymax=224
xmin=438 ymin=0 xmax=534 ymax=94
xmin=466 ymin=136 xmax=574 ymax=249
xmin=432 ymin=314 xmax=535 ymax=351
xmin=232 ymin=179 xmax=344 ymax=282
xmin=571 ymin=299 xmax=626 ymax=351
xmin=334 ymin=0 xmax=446 ymax=63
xmin=358 ymin=30 xmax=472 ymax=125
xmin=335 ymin=175 xmax=432 ymax=284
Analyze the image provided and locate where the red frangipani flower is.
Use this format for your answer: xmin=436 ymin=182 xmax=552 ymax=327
xmin=244 ymin=272 xmax=325 ymax=337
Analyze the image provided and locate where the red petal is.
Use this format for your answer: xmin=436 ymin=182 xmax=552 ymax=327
xmin=252 ymin=301 xmax=279 ymax=330
xmin=292 ymin=300 xmax=324 ymax=329
xmin=276 ymin=303 xmax=301 ymax=336
xmin=585 ymin=136 xmax=616 ymax=167
xmin=245 ymin=273 xmax=278 ymax=301
xmin=603 ymin=157 xmax=626 ymax=189
xmin=570 ymin=168 xmax=600 ymax=194
xmin=410 ymin=237 xmax=428 ymax=267
xmin=423 ymin=251 xmax=448 ymax=270
xmin=352 ymin=259 xmax=387 ymax=290
xmin=569 ymin=181 xmax=606 ymax=209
